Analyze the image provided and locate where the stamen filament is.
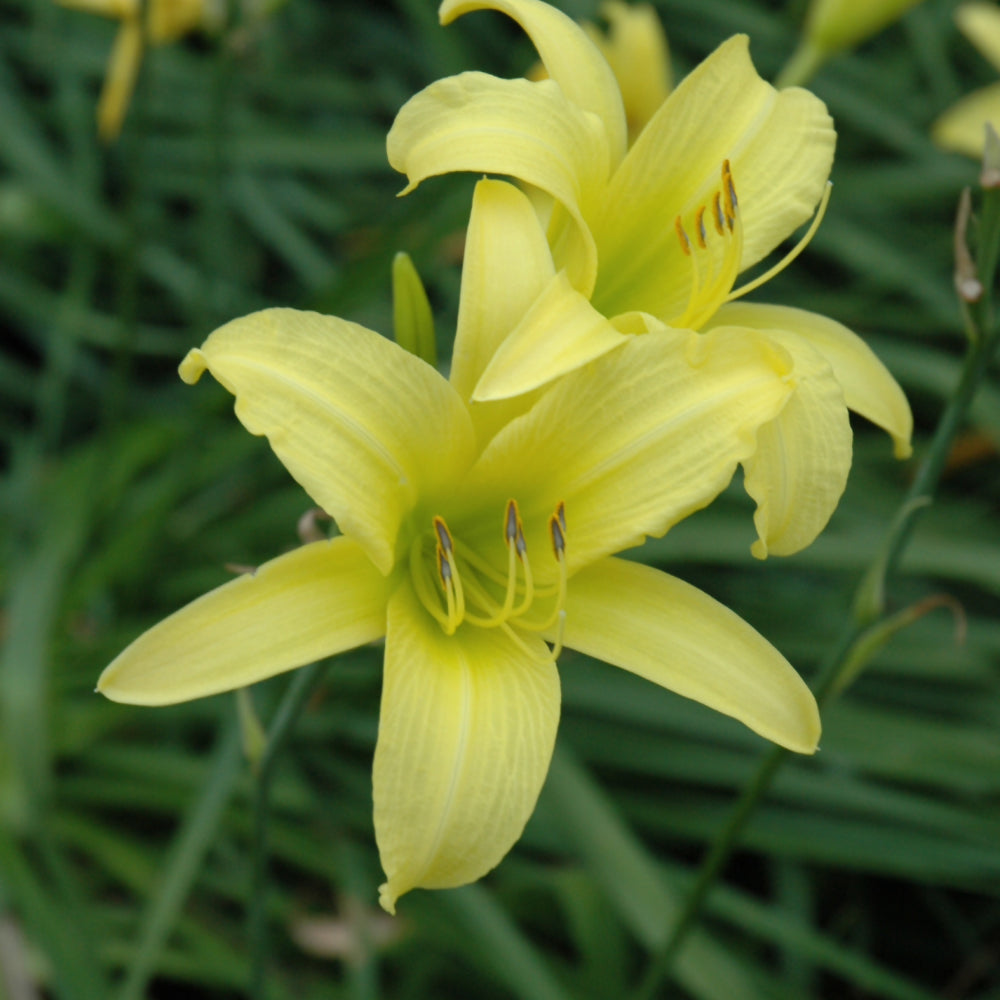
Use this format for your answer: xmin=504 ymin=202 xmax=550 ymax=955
xmin=411 ymin=537 xmax=450 ymax=628
xmin=726 ymin=181 xmax=832 ymax=303
xmin=433 ymin=516 xmax=466 ymax=632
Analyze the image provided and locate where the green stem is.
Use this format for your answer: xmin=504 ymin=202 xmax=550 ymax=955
xmin=632 ymin=190 xmax=1000 ymax=1000
xmin=248 ymin=662 xmax=326 ymax=1000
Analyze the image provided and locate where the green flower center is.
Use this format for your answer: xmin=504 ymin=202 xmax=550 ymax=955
xmin=409 ymin=499 xmax=568 ymax=659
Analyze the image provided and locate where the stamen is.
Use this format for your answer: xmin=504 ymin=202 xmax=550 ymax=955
xmin=675 ymin=216 xmax=692 ymax=256
xmin=726 ymin=181 xmax=833 ymax=303
xmin=410 ymin=535 xmax=450 ymax=628
xmin=549 ymin=510 xmax=566 ymax=560
xmin=432 ymin=516 xmax=465 ymax=631
xmin=712 ymin=192 xmax=725 ymax=236
xmin=722 ymin=159 xmax=737 ymax=228
xmin=549 ymin=610 xmax=567 ymax=660
xmin=694 ymin=206 xmax=708 ymax=249
xmin=671 ymin=160 xmax=744 ymax=330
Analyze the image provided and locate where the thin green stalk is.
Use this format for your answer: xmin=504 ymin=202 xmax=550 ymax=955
xmin=633 ymin=185 xmax=1000 ymax=1000
xmin=248 ymin=662 xmax=327 ymax=1000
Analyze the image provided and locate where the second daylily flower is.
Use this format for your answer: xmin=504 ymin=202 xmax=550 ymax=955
xmin=98 ymin=179 xmax=820 ymax=913
xmin=388 ymin=0 xmax=912 ymax=557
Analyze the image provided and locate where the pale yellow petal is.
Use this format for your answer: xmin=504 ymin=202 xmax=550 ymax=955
xmin=932 ymin=83 xmax=1000 ymax=158
xmin=711 ymin=302 xmax=912 ymax=458
xmin=473 ymin=271 xmax=629 ymax=402
xmin=97 ymin=20 xmax=143 ymax=141
xmin=451 ymin=179 xmax=555 ymax=403
xmin=589 ymin=1 xmax=671 ymax=142
xmin=180 ymin=309 xmax=476 ymax=575
xmin=560 ymin=557 xmax=820 ymax=753
xmin=738 ymin=331 xmax=852 ymax=558
xmin=591 ymin=35 xmax=834 ymax=320
xmin=387 ymin=72 xmax=605 ymax=295
xmin=462 ymin=326 xmax=793 ymax=575
xmin=374 ymin=583 xmax=560 ymax=913
xmin=956 ymin=2 xmax=1000 ymax=73
xmin=98 ymin=538 xmax=389 ymax=705
xmin=440 ymin=0 xmax=627 ymax=168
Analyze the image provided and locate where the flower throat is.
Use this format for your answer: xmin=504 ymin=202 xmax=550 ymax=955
xmin=409 ymin=499 xmax=568 ymax=660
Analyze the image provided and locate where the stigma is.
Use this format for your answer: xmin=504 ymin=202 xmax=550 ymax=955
xmin=410 ymin=499 xmax=568 ymax=660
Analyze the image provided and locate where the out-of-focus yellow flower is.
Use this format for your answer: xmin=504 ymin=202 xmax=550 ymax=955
xmin=59 ymin=0 xmax=207 ymax=140
xmin=584 ymin=2 xmax=670 ymax=143
xmin=529 ymin=2 xmax=669 ymax=144
xmin=933 ymin=3 xmax=1000 ymax=158
xmin=389 ymin=0 xmax=913 ymax=558
xmin=98 ymin=178 xmax=821 ymax=912
xmin=779 ymin=0 xmax=925 ymax=87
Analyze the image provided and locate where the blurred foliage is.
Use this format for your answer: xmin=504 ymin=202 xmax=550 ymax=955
xmin=1 ymin=0 xmax=999 ymax=997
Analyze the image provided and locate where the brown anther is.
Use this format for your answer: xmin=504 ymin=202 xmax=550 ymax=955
xmin=549 ymin=502 xmax=567 ymax=560
xmin=505 ymin=499 xmax=519 ymax=545
xmin=695 ymin=206 xmax=708 ymax=249
xmin=722 ymin=159 xmax=737 ymax=229
xmin=712 ymin=192 xmax=725 ymax=236
xmin=549 ymin=518 xmax=565 ymax=560
xmin=436 ymin=545 xmax=452 ymax=583
xmin=675 ymin=216 xmax=692 ymax=256
xmin=433 ymin=515 xmax=454 ymax=554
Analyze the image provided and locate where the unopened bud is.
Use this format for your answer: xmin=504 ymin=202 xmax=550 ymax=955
xmin=392 ymin=252 xmax=437 ymax=367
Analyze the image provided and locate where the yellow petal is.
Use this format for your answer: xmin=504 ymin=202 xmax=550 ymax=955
xmin=472 ymin=271 xmax=629 ymax=401
xmin=738 ymin=330 xmax=852 ymax=558
xmin=387 ymin=72 xmax=605 ymax=295
xmin=374 ymin=582 xmax=560 ymax=913
xmin=464 ymin=326 xmax=793 ymax=574
xmin=711 ymin=302 xmax=912 ymax=458
xmin=956 ymin=2 xmax=1000 ymax=73
xmin=587 ymin=1 xmax=671 ymax=143
xmin=560 ymin=557 xmax=820 ymax=753
xmin=97 ymin=20 xmax=143 ymax=141
xmin=180 ymin=309 xmax=476 ymax=575
xmin=440 ymin=0 xmax=627 ymax=169
xmin=591 ymin=36 xmax=834 ymax=320
xmin=932 ymin=83 xmax=1000 ymax=159
xmin=451 ymin=179 xmax=555 ymax=403
xmin=98 ymin=538 xmax=389 ymax=705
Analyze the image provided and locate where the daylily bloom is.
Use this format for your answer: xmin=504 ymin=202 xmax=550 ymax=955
xmin=933 ymin=3 xmax=1000 ymax=158
xmin=778 ymin=0 xmax=925 ymax=88
xmin=99 ymin=178 xmax=821 ymax=913
xmin=388 ymin=0 xmax=913 ymax=557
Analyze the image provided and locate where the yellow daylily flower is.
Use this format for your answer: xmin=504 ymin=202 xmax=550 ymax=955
xmin=99 ymin=179 xmax=820 ymax=913
xmin=933 ymin=3 xmax=1000 ymax=158
xmin=779 ymin=0 xmax=925 ymax=88
xmin=388 ymin=0 xmax=913 ymax=557
xmin=59 ymin=0 xmax=207 ymax=139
